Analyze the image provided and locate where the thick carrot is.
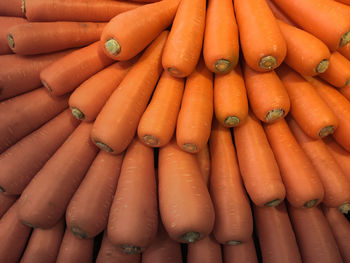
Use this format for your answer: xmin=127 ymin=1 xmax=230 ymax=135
xmin=162 ymin=0 xmax=206 ymax=78
xmin=272 ymin=0 xmax=350 ymax=51
xmin=203 ymin=0 xmax=239 ymax=73
xmin=288 ymin=204 xmax=343 ymax=263
xmin=264 ymin=118 xmax=325 ymax=208
xmin=0 ymin=87 xmax=68 ymax=154
xmin=243 ymin=63 xmax=290 ymax=123
xmin=223 ymin=237 xmax=259 ymax=263
xmin=176 ymin=58 xmax=213 ymax=153
xmin=214 ymin=65 xmax=248 ymax=127
xmin=0 ymin=16 xmax=27 ymax=55
xmin=209 ymin=119 xmax=253 ymax=245
xmin=101 ymin=0 xmax=179 ymax=61
xmin=233 ymin=111 xmax=286 ymax=207
xmin=196 ymin=143 xmax=210 ymax=186
xmin=187 ymin=235 xmax=222 ymax=263
xmin=91 ymin=31 xmax=168 ymax=154
xmin=69 ymin=59 xmax=135 ymax=122
xmin=158 ymin=138 xmax=215 ymax=243
xmin=265 ymin=0 xmax=295 ymax=25
xmin=288 ymin=117 xmax=350 ymax=213
xmin=66 ymin=151 xmax=123 ymax=239
xmin=17 ymin=122 xmax=98 ymax=229
xmin=24 ymin=0 xmax=142 ymax=22
xmin=0 ymin=0 xmax=24 ymax=17
xmin=0 ymin=192 xmax=17 ymax=218
xmin=137 ymin=71 xmax=184 ymax=147
xmin=234 ymin=0 xmax=287 ymax=72
xmin=0 ymin=109 xmax=79 ymax=195
xmin=8 ymin=21 xmax=106 ymax=55
xmin=40 ymin=41 xmax=114 ymax=96
xmin=276 ymin=64 xmax=338 ymax=139
xmin=20 ymin=219 xmax=65 ymax=263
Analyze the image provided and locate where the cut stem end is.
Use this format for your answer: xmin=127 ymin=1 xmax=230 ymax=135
xmin=142 ymin=135 xmax=159 ymax=147
xmin=71 ymin=107 xmax=85 ymax=120
xmin=264 ymin=199 xmax=281 ymax=207
xmin=181 ymin=232 xmax=200 ymax=243
xmin=304 ymin=199 xmax=318 ymax=208
xmin=42 ymin=80 xmax=52 ymax=93
xmin=71 ymin=226 xmax=88 ymax=239
xmin=338 ymin=202 xmax=350 ymax=214
xmin=224 ymin=116 xmax=240 ymax=127
xmin=21 ymin=0 xmax=25 ymax=15
xmin=7 ymin=34 xmax=15 ymax=49
xmin=340 ymin=30 xmax=350 ymax=47
xmin=94 ymin=141 xmax=114 ymax=153
xmin=265 ymin=109 xmax=285 ymax=122
xmin=226 ymin=240 xmax=242 ymax=246
xmin=259 ymin=55 xmax=277 ymax=70
xmin=318 ymin=125 xmax=334 ymax=138
xmin=182 ymin=143 xmax=198 ymax=153
xmin=105 ymin=38 xmax=121 ymax=56
xmin=315 ymin=59 xmax=329 ymax=73
xmin=167 ymin=67 xmax=183 ymax=77
xmin=214 ymin=59 xmax=232 ymax=73
xmin=119 ymin=244 xmax=142 ymax=255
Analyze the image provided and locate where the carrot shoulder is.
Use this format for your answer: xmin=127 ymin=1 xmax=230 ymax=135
xmin=0 ymin=16 xmax=27 ymax=55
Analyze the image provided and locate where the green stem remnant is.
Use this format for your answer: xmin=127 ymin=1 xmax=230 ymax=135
xmin=318 ymin=125 xmax=334 ymax=138
xmin=339 ymin=30 xmax=350 ymax=48
xmin=105 ymin=38 xmax=121 ymax=56
xmin=338 ymin=202 xmax=350 ymax=214
xmin=71 ymin=107 xmax=85 ymax=121
xmin=259 ymin=55 xmax=277 ymax=70
xmin=264 ymin=199 xmax=281 ymax=207
xmin=224 ymin=116 xmax=240 ymax=127
xmin=119 ymin=244 xmax=142 ymax=255
xmin=142 ymin=135 xmax=159 ymax=147
xmin=265 ymin=109 xmax=285 ymax=122
xmin=226 ymin=240 xmax=242 ymax=246
xmin=215 ymin=59 xmax=232 ymax=73
xmin=304 ymin=199 xmax=318 ymax=208
xmin=71 ymin=226 xmax=88 ymax=239
xmin=182 ymin=143 xmax=197 ymax=153
xmin=95 ymin=141 xmax=114 ymax=153
xmin=315 ymin=59 xmax=329 ymax=74
xmin=181 ymin=232 xmax=200 ymax=243
xmin=7 ymin=34 xmax=15 ymax=49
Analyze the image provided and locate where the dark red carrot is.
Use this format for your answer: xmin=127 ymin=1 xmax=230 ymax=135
xmin=0 ymin=16 xmax=27 ymax=55
xmin=223 ymin=237 xmax=259 ymax=263
xmin=187 ymin=235 xmax=223 ymax=263
xmin=0 ymin=192 xmax=17 ymax=218
xmin=0 ymin=0 xmax=24 ymax=17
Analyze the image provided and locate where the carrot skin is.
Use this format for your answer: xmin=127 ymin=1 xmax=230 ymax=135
xmin=265 ymin=0 xmax=295 ymax=26
xmin=223 ymin=237 xmax=259 ymax=263
xmin=187 ymin=235 xmax=223 ymax=263
xmin=0 ymin=16 xmax=27 ymax=55
xmin=195 ymin=143 xmax=210 ymax=186
xmin=0 ymin=0 xmax=24 ymax=17
xmin=0 ymin=192 xmax=17 ymax=218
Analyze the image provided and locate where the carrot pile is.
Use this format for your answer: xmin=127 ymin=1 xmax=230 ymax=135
xmin=0 ymin=0 xmax=350 ymax=262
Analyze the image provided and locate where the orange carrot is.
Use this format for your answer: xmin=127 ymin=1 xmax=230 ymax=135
xmin=158 ymin=138 xmax=215 ymax=243
xmin=0 ymin=16 xmax=27 ymax=55
xmin=276 ymin=64 xmax=338 ymax=139
xmin=265 ymin=0 xmax=295 ymax=25
xmin=0 ymin=109 xmax=79 ymax=195
xmin=243 ymin=63 xmax=290 ymax=123
xmin=0 ymin=192 xmax=17 ymax=218
xmin=0 ymin=87 xmax=68 ymax=153
xmin=66 ymin=151 xmax=123 ymax=239
xmin=234 ymin=0 xmax=287 ymax=72
xmin=203 ymin=0 xmax=239 ymax=73
xmin=196 ymin=143 xmax=210 ymax=186
xmin=338 ymin=42 xmax=350 ymax=61
xmin=233 ymin=111 xmax=286 ymax=207
xmin=0 ymin=0 xmax=24 ymax=17
xmin=209 ymin=119 xmax=253 ymax=244
xmin=334 ymin=0 xmax=350 ymax=4
xmin=40 ymin=41 xmax=114 ymax=96
xmin=17 ymin=122 xmax=98 ymax=229
xmin=339 ymin=85 xmax=350 ymax=101
xmin=162 ymin=0 xmax=206 ymax=78
xmin=223 ymin=237 xmax=259 ymax=263
xmin=176 ymin=58 xmax=213 ymax=153
xmin=137 ymin=71 xmax=184 ymax=147
xmin=187 ymin=235 xmax=222 ymax=263
xmin=214 ymin=65 xmax=248 ymax=127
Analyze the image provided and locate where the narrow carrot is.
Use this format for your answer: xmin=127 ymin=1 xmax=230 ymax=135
xmin=214 ymin=65 xmax=248 ymax=127
xmin=8 ymin=21 xmax=106 ymax=55
xmin=0 ymin=0 xmax=24 ymax=17
xmin=209 ymin=119 xmax=253 ymax=245
xmin=17 ymin=122 xmax=98 ymax=229
xmin=203 ymin=0 xmax=239 ymax=73
xmin=91 ymin=31 xmax=168 ymax=154
xmin=0 ymin=109 xmax=79 ymax=195
xmin=243 ymin=63 xmax=290 ymax=123
xmin=24 ymin=0 xmax=142 ymax=22
xmin=66 ymin=151 xmax=123 ymax=239
xmin=0 ymin=87 xmax=68 ymax=154
xmin=0 ymin=16 xmax=27 ymax=55
xmin=158 ymin=138 xmax=215 ymax=243
xmin=137 ymin=71 xmax=184 ymax=147
xmin=196 ymin=143 xmax=210 ymax=186
xmin=0 ymin=192 xmax=17 ymax=218
xmin=69 ymin=59 xmax=135 ymax=122
xmin=40 ymin=41 xmax=114 ymax=96
xmin=56 ymin=228 xmax=93 ymax=263
xmin=176 ymin=58 xmax=213 ymax=153
xmin=223 ymin=237 xmax=259 ymax=263
xmin=20 ymin=219 xmax=65 ymax=263
xmin=162 ymin=0 xmax=206 ymax=78
xmin=288 ymin=117 xmax=350 ymax=213
xmin=101 ymin=0 xmax=179 ymax=61
xmin=187 ymin=235 xmax=222 ymax=263
xmin=265 ymin=0 xmax=295 ymax=25
xmin=234 ymin=0 xmax=287 ymax=72
xmin=233 ymin=111 xmax=286 ymax=207
xmin=272 ymin=0 xmax=350 ymax=51
xmin=276 ymin=64 xmax=338 ymax=139
xmin=288 ymin=204 xmax=343 ymax=263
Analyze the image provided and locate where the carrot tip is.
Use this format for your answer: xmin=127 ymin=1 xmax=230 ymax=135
xmin=182 ymin=143 xmax=198 ymax=153
xmin=264 ymin=199 xmax=282 ymax=207
xmin=105 ymin=38 xmax=121 ymax=57
xmin=71 ymin=226 xmax=88 ymax=239
xmin=315 ymin=59 xmax=329 ymax=74
xmin=94 ymin=141 xmax=114 ymax=153
xmin=224 ymin=116 xmax=240 ymax=127
xmin=303 ymin=199 xmax=319 ymax=208
xmin=226 ymin=240 xmax=242 ymax=246
xmin=338 ymin=202 xmax=350 ymax=214
xmin=119 ymin=244 xmax=142 ymax=254
xmin=167 ymin=67 xmax=184 ymax=78
xmin=214 ymin=59 xmax=232 ymax=73
xmin=0 ymin=186 xmax=4 ymax=192
xmin=265 ymin=109 xmax=285 ymax=122
xmin=7 ymin=34 xmax=15 ymax=49
xmin=142 ymin=134 xmax=159 ymax=147
xmin=71 ymin=107 xmax=85 ymax=121
xmin=339 ymin=30 xmax=350 ymax=47
xmin=259 ymin=56 xmax=277 ymax=70
xmin=42 ymin=80 xmax=52 ymax=93
xmin=21 ymin=0 xmax=25 ymax=15
xmin=181 ymin=232 xmax=200 ymax=243
xmin=318 ymin=125 xmax=335 ymax=138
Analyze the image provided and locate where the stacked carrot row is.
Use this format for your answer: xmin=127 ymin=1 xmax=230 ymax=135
xmin=0 ymin=0 xmax=350 ymax=262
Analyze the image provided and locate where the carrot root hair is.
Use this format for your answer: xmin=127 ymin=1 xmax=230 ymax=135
xmin=304 ymin=199 xmax=319 ymax=208
xmin=316 ymin=59 xmax=329 ymax=73
xmin=265 ymin=109 xmax=285 ymax=122
xmin=7 ymin=34 xmax=15 ymax=49
xmin=224 ymin=116 xmax=240 ymax=127
xmin=264 ymin=198 xmax=282 ymax=207
xmin=319 ymin=125 xmax=335 ymax=138
xmin=338 ymin=202 xmax=350 ymax=214
xmin=340 ymin=30 xmax=350 ymax=48
xmin=142 ymin=135 xmax=159 ymax=147
xmin=259 ymin=55 xmax=277 ymax=70
xmin=71 ymin=226 xmax=88 ymax=239
xmin=181 ymin=232 xmax=201 ymax=243
xmin=215 ymin=59 xmax=232 ymax=73
xmin=226 ymin=240 xmax=242 ymax=246
xmin=105 ymin=39 xmax=121 ymax=56
xmin=71 ymin=107 xmax=85 ymax=121
xmin=94 ymin=141 xmax=114 ymax=153
xmin=119 ymin=244 xmax=142 ymax=255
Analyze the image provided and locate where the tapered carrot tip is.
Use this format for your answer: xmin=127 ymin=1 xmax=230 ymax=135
xmin=71 ymin=107 xmax=85 ymax=121
xmin=0 ymin=186 xmax=5 ymax=192
xmin=119 ymin=244 xmax=142 ymax=255
xmin=224 ymin=116 xmax=240 ymax=127
xmin=181 ymin=232 xmax=200 ymax=243
xmin=42 ymin=80 xmax=52 ymax=93
xmin=167 ymin=67 xmax=184 ymax=78
xmin=315 ymin=59 xmax=329 ymax=74
xmin=182 ymin=143 xmax=198 ymax=153
xmin=340 ymin=31 xmax=350 ymax=48
xmin=94 ymin=141 xmax=114 ymax=153
xmin=7 ymin=34 xmax=15 ymax=49
xmin=142 ymin=135 xmax=159 ymax=146
xmin=338 ymin=202 xmax=350 ymax=214
xmin=105 ymin=39 xmax=121 ymax=57
xmin=265 ymin=109 xmax=285 ymax=122
xmin=303 ymin=199 xmax=319 ymax=208
xmin=71 ymin=226 xmax=88 ymax=239
xmin=215 ymin=59 xmax=232 ymax=73
xmin=318 ymin=125 xmax=335 ymax=138
xmin=226 ymin=240 xmax=242 ymax=246
xmin=264 ymin=199 xmax=282 ymax=207
xmin=259 ymin=55 xmax=277 ymax=70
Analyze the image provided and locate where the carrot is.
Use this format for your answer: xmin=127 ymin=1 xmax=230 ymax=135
xmin=187 ymin=235 xmax=222 ymax=263
xmin=234 ymin=0 xmax=287 ymax=72
xmin=91 ymin=31 xmax=168 ymax=154
xmin=107 ymin=138 xmax=157 ymax=254
xmin=0 ymin=16 xmax=27 ymax=55
xmin=223 ymin=237 xmax=259 ymax=263
xmin=56 ymin=228 xmax=93 ymax=263
xmin=101 ymin=0 xmax=179 ymax=61
xmin=0 ymin=109 xmax=79 ymax=195
xmin=162 ymin=0 xmax=206 ymax=78
xmin=288 ymin=117 xmax=350 ymax=213
xmin=272 ymin=0 xmax=350 ymax=51
xmin=209 ymin=119 xmax=253 ymax=245
xmin=214 ymin=65 xmax=248 ymax=127
xmin=338 ymin=42 xmax=350 ymax=61
xmin=24 ymin=0 xmax=142 ymax=22
xmin=265 ymin=0 xmax=295 ymax=25
xmin=233 ymin=111 xmax=286 ymax=207
xmin=0 ymin=87 xmax=68 ymax=154
xmin=137 ymin=71 xmax=184 ymax=147
xmin=339 ymin=85 xmax=350 ymax=101
xmin=17 ymin=122 xmax=98 ymax=229
xmin=0 ymin=50 xmax=73 ymax=100
xmin=69 ymin=59 xmax=135 ymax=122
xmin=158 ymin=138 xmax=215 ymax=243
xmin=176 ymin=58 xmax=213 ymax=153
xmin=0 ymin=0 xmax=24 ymax=17
xmin=196 ymin=143 xmax=210 ymax=186
xmin=276 ymin=64 xmax=338 ymax=139
xmin=288 ymin=204 xmax=343 ymax=263
xmin=8 ymin=21 xmax=106 ymax=55
xmin=334 ymin=0 xmax=350 ymax=4
xmin=40 ymin=41 xmax=114 ymax=96
xmin=66 ymin=151 xmax=123 ymax=239
xmin=203 ymin=0 xmax=239 ymax=73
xmin=20 ymin=219 xmax=65 ymax=263
xmin=0 ymin=192 xmax=17 ymax=218
xmin=243 ymin=63 xmax=290 ymax=123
